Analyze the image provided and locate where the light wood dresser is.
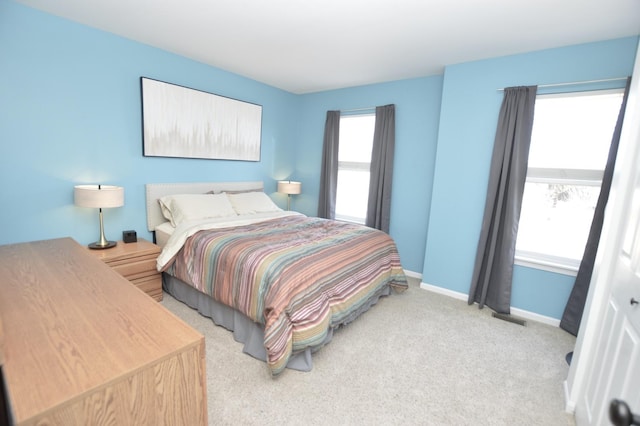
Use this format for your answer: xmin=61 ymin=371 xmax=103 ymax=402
xmin=85 ymin=238 xmax=163 ymax=301
xmin=0 ymin=238 xmax=207 ymax=425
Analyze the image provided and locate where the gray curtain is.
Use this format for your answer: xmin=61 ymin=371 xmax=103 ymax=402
xmin=366 ymin=104 xmax=396 ymax=233
xmin=468 ymin=86 xmax=537 ymax=314
xmin=560 ymin=77 xmax=632 ymax=336
xmin=317 ymin=110 xmax=340 ymax=219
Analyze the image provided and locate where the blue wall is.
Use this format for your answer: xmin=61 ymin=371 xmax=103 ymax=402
xmin=0 ymin=0 xmax=299 ymax=246
xmin=423 ymin=37 xmax=639 ymax=318
xmin=1 ymin=0 xmax=638 ymax=320
xmin=294 ymin=78 xmax=443 ymax=274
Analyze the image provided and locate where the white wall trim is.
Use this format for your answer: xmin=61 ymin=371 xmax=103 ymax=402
xmin=420 ymin=281 xmax=561 ymax=327
xmin=514 ymin=255 xmax=578 ymax=277
xmin=420 ymin=281 xmax=467 ymax=301
xmin=564 ymin=380 xmax=576 ymax=413
xmin=510 ymin=306 xmax=561 ymax=328
xmin=403 ymin=269 xmax=422 ymax=280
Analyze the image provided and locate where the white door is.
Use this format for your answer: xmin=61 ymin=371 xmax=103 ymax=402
xmin=568 ymin=45 xmax=640 ymax=425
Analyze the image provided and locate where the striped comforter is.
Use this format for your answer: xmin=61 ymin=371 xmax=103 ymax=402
xmin=164 ymin=215 xmax=407 ymax=375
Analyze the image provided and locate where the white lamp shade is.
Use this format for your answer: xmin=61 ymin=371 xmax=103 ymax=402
xmin=74 ymin=185 xmax=124 ymax=208
xmin=277 ymin=181 xmax=302 ymax=195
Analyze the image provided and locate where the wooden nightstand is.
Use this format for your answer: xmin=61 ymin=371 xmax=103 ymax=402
xmin=86 ymin=238 xmax=163 ymax=301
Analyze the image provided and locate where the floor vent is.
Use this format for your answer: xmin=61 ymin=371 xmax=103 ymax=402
xmin=492 ymin=312 xmax=527 ymax=326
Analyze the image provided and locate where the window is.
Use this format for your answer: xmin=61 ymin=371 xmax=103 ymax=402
xmin=515 ymin=90 xmax=623 ymax=274
xmin=335 ymin=113 xmax=375 ymax=223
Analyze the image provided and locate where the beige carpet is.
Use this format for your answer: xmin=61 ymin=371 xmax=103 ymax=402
xmin=161 ymin=277 xmax=577 ymax=425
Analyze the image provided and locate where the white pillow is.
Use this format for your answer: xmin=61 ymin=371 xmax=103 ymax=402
xmin=158 ymin=193 xmax=237 ymax=226
xmin=226 ymin=191 xmax=281 ymax=215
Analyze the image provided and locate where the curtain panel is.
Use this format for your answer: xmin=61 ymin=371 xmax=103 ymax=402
xmin=560 ymin=77 xmax=632 ymax=336
xmin=468 ymin=86 xmax=537 ymax=314
xmin=366 ymin=104 xmax=396 ymax=233
xmin=317 ymin=110 xmax=340 ymax=219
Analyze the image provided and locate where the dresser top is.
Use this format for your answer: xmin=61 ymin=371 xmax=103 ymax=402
xmin=0 ymin=238 xmax=203 ymax=423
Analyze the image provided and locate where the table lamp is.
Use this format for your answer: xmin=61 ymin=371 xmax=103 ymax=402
xmin=74 ymin=184 xmax=124 ymax=249
xmin=277 ymin=180 xmax=301 ymax=210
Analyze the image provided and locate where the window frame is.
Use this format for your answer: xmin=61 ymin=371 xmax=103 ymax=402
xmin=514 ymin=88 xmax=623 ymax=276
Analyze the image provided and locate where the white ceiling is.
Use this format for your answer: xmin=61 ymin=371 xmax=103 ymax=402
xmin=14 ymin=0 xmax=640 ymax=94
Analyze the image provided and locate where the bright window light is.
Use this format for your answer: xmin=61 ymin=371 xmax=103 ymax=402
xmin=515 ymin=89 xmax=623 ymax=273
xmin=335 ymin=114 xmax=375 ymax=223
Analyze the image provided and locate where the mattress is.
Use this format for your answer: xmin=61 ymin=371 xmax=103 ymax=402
xmin=154 ymin=222 xmax=174 ymax=248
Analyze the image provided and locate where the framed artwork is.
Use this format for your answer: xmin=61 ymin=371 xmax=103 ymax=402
xmin=140 ymin=77 xmax=262 ymax=161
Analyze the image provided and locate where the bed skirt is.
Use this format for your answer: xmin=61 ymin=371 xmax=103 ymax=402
xmin=162 ymin=272 xmax=392 ymax=372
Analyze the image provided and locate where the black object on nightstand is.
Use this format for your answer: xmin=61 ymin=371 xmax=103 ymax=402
xmin=122 ymin=230 xmax=137 ymax=243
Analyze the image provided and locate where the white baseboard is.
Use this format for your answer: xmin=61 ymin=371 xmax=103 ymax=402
xmin=510 ymin=306 xmax=560 ymax=327
xmin=563 ymin=380 xmax=576 ymax=413
xmin=403 ymin=269 xmax=422 ymax=280
xmin=420 ymin=281 xmax=467 ymax=301
xmin=420 ymin=281 xmax=561 ymax=327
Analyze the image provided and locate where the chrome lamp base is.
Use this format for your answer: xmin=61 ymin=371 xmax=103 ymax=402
xmin=88 ymin=240 xmax=117 ymax=250
xmin=87 ymin=208 xmax=117 ymax=250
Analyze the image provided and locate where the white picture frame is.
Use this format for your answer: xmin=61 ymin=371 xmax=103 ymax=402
xmin=141 ymin=77 xmax=262 ymax=161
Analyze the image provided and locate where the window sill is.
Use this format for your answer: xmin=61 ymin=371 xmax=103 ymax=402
xmin=514 ymin=255 xmax=579 ymax=277
xmin=335 ymin=216 xmax=365 ymax=225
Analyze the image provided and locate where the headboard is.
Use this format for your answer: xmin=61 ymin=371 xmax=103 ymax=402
xmin=145 ymin=181 xmax=264 ymax=231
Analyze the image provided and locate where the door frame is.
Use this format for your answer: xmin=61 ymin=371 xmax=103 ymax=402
xmin=564 ymin=43 xmax=640 ymax=415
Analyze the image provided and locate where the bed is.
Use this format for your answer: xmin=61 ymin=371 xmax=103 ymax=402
xmin=146 ymin=181 xmax=408 ymax=376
